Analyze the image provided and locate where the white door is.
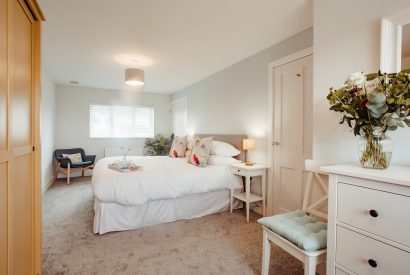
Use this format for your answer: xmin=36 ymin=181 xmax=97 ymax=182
xmin=171 ymin=97 xmax=187 ymax=137
xmin=272 ymin=55 xmax=313 ymax=214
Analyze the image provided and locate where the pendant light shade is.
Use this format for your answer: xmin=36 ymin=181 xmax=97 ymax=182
xmin=125 ymin=68 xmax=144 ymax=86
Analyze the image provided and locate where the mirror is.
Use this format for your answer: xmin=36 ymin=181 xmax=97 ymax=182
xmin=380 ymin=6 xmax=410 ymax=73
xmin=402 ymin=24 xmax=410 ymax=70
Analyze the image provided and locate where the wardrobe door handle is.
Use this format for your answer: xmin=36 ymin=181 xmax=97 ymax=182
xmin=369 ymin=209 xmax=378 ymax=218
xmin=368 ymin=259 xmax=377 ymax=268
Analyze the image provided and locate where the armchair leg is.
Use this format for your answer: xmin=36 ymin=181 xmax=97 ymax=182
xmin=55 ymin=164 xmax=60 ymax=183
xmin=67 ymin=163 xmax=71 ymax=185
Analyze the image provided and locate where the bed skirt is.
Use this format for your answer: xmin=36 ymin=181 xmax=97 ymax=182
xmin=93 ymin=189 xmax=241 ymax=234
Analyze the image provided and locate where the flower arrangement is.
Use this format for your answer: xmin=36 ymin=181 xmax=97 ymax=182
xmin=120 ymin=147 xmax=131 ymax=160
xmin=327 ymin=70 xmax=410 ymax=168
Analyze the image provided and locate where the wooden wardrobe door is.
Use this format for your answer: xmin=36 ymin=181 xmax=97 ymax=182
xmin=0 ymin=0 xmax=8 ymax=273
xmin=9 ymin=0 xmax=35 ymax=274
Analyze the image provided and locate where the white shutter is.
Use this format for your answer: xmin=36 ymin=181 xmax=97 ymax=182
xmin=171 ymin=98 xmax=187 ymax=137
xmin=90 ymin=104 xmax=154 ymax=138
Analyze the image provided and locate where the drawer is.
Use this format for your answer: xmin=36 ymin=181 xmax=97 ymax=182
xmin=337 ymin=182 xmax=410 ymax=247
xmin=336 ymin=226 xmax=410 ymax=275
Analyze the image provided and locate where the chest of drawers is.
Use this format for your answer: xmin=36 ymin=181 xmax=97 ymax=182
xmin=321 ymin=164 xmax=410 ymax=275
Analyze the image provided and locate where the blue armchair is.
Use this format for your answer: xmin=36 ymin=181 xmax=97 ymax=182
xmin=54 ymin=148 xmax=96 ymax=184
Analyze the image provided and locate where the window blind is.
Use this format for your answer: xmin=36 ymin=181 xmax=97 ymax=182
xmin=90 ymin=104 xmax=154 ymax=138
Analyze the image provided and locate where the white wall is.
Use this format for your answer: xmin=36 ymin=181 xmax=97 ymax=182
xmin=41 ymin=71 xmax=56 ymax=192
xmin=402 ymin=56 xmax=410 ymax=69
xmin=172 ymin=27 xmax=313 ymax=164
xmin=313 ymin=0 xmax=410 ymax=165
xmin=55 ymin=85 xmax=172 ymax=175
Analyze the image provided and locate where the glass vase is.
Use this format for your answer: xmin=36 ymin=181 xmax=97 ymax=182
xmin=358 ymin=134 xmax=392 ymax=169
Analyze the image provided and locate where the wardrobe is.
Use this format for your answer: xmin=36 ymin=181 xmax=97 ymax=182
xmin=0 ymin=0 xmax=44 ymax=274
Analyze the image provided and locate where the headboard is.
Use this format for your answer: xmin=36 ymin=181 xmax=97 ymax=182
xmin=197 ymin=134 xmax=247 ymax=162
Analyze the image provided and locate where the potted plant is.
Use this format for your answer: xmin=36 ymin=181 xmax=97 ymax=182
xmin=143 ymin=134 xmax=174 ymax=156
xmin=327 ymin=70 xmax=410 ymax=169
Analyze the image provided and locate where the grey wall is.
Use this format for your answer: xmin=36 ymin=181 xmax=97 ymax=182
xmin=41 ymin=71 xmax=56 ymax=192
xmin=55 ymin=85 xmax=172 ymax=174
xmin=172 ymin=27 xmax=313 ymax=163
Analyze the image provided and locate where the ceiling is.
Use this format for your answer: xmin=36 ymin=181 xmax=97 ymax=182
xmin=40 ymin=0 xmax=313 ymax=94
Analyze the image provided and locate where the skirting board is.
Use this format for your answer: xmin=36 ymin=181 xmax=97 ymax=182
xmin=42 ymin=176 xmax=54 ymax=194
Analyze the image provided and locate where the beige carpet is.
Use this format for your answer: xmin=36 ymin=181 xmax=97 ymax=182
xmin=42 ymin=177 xmax=303 ymax=275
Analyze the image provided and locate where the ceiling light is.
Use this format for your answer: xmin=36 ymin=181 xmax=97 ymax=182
xmin=69 ymin=81 xmax=79 ymax=84
xmin=125 ymin=68 xmax=144 ymax=86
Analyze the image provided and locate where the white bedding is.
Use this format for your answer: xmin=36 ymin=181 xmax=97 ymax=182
xmin=92 ymin=156 xmax=242 ymax=206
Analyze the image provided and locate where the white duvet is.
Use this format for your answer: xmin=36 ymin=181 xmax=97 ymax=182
xmin=91 ymin=156 xmax=242 ymax=206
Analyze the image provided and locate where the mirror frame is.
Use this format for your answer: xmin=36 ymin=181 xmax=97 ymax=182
xmin=380 ymin=5 xmax=410 ymax=73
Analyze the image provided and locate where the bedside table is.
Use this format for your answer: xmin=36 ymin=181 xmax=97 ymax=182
xmin=230 ymin=163 xmax=268 ymax=222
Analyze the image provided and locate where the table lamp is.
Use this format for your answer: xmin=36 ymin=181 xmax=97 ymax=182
xmin=243 ymin=139 xmax=255 ymax=166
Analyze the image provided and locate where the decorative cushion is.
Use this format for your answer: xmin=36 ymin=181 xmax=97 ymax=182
xmin=210 ymin=141 xmax=240 ymax=157
xmin=188 ymin=137 xmax=213 ymax=167
xmin=184 ymin=136 xmax=197 ymax=158
xmin=169 ymin=136 xmax=188 ymax=158
xmin=185 ymin=149 xmax=192 ymax=159
xmin=258 ymin=210 xmax=327 ymax=252
xmin=62 ymin=153 xmax=83 ymax=164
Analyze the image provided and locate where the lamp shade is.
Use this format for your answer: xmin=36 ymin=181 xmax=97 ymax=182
xmin=243 ymin=139 xmax=255 ymax=151
xmin=125 ymin=68 xmax=144 ymax=86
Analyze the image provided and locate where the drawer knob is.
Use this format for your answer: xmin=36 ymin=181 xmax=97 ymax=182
xmin=369 ymin=209 xmax=379 ymax=218
xmin=368 ymin=259 xmax=377 ymax=268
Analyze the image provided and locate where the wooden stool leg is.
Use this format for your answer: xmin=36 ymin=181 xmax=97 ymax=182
xmin=304 ymin=256 xmax=317 ymax=275
xmin=67 ymin=163 xmax=71 ymax=185
xmin=261 ymin=229 xmax=271 ymax=275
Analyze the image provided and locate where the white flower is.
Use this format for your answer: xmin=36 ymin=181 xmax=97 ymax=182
xmin=347 ymin=71 xmax=366 ymax=87
xmin=365 ymin=77 xmax=380 ymax=93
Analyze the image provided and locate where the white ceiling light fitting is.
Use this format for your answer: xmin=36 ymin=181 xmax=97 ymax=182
xmin=125 ymin=68 xmax=144 ymax=86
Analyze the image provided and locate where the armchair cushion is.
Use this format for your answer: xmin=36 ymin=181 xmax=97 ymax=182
xmin=62 ymin=153 xmax=83 ymax=163
xmin=55 ymin=148 xmax=96 ymax=169
xmin=70 ymin=161 xmax=93 ymax=168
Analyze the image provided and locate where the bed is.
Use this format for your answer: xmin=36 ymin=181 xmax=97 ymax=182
xmin=92 ymin=134 xmax=246 ymax=234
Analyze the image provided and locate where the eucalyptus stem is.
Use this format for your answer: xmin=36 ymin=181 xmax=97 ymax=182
xmin=360 ymin=135 xmax=389 ymax=169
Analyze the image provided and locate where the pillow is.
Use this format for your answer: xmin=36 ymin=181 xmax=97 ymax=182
xmin=62 ymin=153 xmax=83 ymax=164
xmin=185 ymin=149 xmax=192 ymax=159
xmin=169 ymin=136 xmax=188 ymax=158
xmin=185 ymin=135 xmax=197 ymax=158
xmin=186 ymin=135 xmax=197 ymax=150
xmin=210 ymin=141 xmax=241 ymax=157
xmin=188 ymin=137 xmax=213 ymax=167
xmin=208 ymin=155 xmax=241 ymax=166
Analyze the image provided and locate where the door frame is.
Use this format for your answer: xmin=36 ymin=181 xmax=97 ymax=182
xmin=170 ymin=96 xmax=188 ymax=136
xmin=266 ymin=47 xmax=313 ymax=215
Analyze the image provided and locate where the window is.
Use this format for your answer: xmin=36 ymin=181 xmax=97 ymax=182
xmin=171 ymin=97 xmax=187 ymax=137
xmin=90 ymin=104 xmax=154 ymax=138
